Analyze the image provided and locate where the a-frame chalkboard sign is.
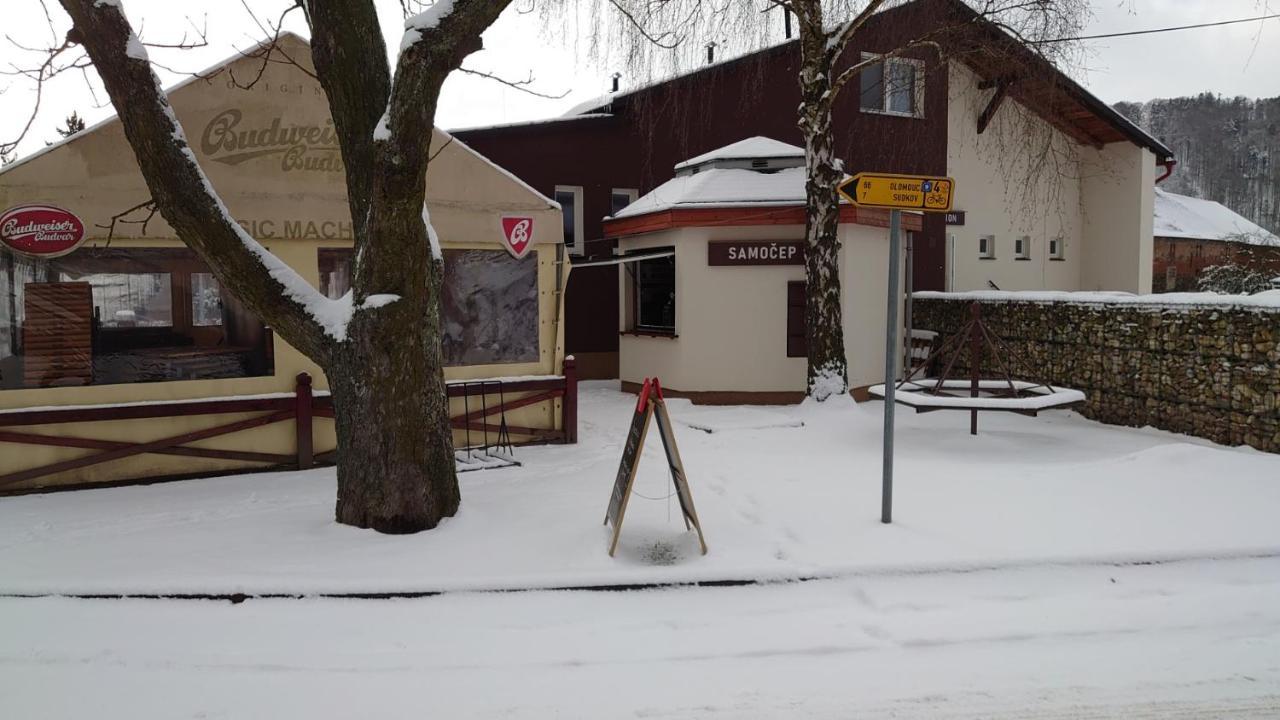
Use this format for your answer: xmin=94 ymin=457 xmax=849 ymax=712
xmin=605 ymin=378 xmax=707 ymax=557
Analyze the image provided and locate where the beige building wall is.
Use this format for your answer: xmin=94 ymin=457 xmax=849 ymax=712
xmin=617 ymin=221 xmax=894 ymax=397
xmin=840 ymin=223 xmax=897 ymax=390
xmin=618 ymin=225 xmax=808 ymax=394
xmin=945 ymin=62 xmax=1154 ymax=294
xmin=0 ymin=35 xmax=566 ymax=490
xmin=1080 ymin=142 xmax=1157 ymax=293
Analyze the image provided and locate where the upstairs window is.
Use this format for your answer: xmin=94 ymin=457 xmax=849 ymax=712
xmin=554 ymin=185 xmax=584 ymax=256
xmin=611 ymin=188 xmax=639 ymax=217
xmin=860 ymin=54 xmax=924 ymax=118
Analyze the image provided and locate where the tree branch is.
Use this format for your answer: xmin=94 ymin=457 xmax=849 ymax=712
xmin=458 ymin=66 xmax=569 ymax=99
xmin=56 ymin=0 xmax=333 ymax=361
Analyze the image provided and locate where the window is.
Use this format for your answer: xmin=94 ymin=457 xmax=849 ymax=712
xmin=1049 ymin=237 xmax=1066 ymax=261
xmin=191 ymin=273 xmax=223 ymax=326
xmin=611 ymin=188 xmax=639 ymax=217
xmin=554 ymin=185 xmax=585 ymax=256
xmin=634 ymin=255 xmax=675 ymax=333
xmin=979 ymin=235 xmax=996 ymax=259
xmin=786 ymin=282 xmax=806 ymax=358
xmin=859 ymin=53 xmax=924 ymax=117
xmin=71 ymin=272 xmax=172 ymax=328
xmin=0 ymin=248 xmax=272 ymax=390
xmin=1014 ymin=236 xmax=1031 ymax=260
xmin=318 ymin=248 xmax=353 ymax=300
xmin=317 ymin=248 xmax=539 ymax=366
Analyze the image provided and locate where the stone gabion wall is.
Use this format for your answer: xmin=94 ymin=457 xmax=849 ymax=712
xmin=912 ymin=297 xmax=1280 ymax=453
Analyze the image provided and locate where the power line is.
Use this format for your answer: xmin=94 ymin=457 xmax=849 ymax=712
xmin=1030 ymin=13 xmax=1280 ymax=44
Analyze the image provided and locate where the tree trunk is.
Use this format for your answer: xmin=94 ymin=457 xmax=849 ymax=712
xmin=797 ymin=19 xmax=849 ymax=401
xmin=327 ymin=256 xmax=457 ymax=533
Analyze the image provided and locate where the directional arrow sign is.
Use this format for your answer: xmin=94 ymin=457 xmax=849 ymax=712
xmin=838 ymin=172 xmax=955 ymax=213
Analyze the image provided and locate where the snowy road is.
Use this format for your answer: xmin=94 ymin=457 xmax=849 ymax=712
xmin=3 ymin=557 xmax=1278 ymax=718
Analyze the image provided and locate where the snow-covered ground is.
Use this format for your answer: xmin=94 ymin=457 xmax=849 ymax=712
xmin=2 ymin=558 xmax=1278 ymax=718
xmin=2 ymin=381 xmax=1279 ymax=595
xmin=3 ymin=382 xmax=1279 ymax=717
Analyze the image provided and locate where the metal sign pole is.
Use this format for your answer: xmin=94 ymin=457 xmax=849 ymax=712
xmin=881 ymin=209 xmax=902 ymax=524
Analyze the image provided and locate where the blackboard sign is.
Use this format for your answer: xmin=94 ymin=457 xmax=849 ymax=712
xmin=605 ymin=378 xmax=707 ymax=557
xmin=605 ymin=382 xmax=654 ymax=546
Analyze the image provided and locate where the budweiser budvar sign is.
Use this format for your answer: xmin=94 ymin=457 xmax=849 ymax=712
xmin=200 ymin=109 xmax=343 ymax=173
xmin=0 ymin=205 xmax=87 ymax=258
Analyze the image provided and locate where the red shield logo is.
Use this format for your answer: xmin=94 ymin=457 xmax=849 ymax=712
xmin=500 ymin=216 xmax=534 ymax=259
xmin=1 ymin=205 xmax=87 ymax=258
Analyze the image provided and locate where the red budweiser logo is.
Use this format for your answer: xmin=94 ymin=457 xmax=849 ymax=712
xmin=0 ymin=205 xmax=87 ymax=257
xmin=500 ymin=216 xmax=534 ymax=259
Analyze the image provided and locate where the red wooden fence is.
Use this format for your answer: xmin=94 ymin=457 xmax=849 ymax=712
xmin=0 ymin=357 xmax=578 ymax=492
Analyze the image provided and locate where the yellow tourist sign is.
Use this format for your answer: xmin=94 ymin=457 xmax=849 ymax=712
xmin=838 ymin=172 xmax=955 ymax=213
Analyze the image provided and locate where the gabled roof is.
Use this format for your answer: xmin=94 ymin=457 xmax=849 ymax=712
xmin=0 ymin=32 xmax=313 ymax=176
xmin=552 ymin=0 xmax=1172 ymax=162
xmin=1154 ymin=188 xmax=1279 ymax=244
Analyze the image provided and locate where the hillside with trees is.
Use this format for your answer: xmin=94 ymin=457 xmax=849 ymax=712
xmin=1114 ymin=94 xmax=1279 ymax=235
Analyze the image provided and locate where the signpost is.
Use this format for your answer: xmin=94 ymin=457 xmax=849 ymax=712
xmin=838 ymin=172 xmax=956 ymax=524
xmin=605 ymin=377 xmax=707 ymax=557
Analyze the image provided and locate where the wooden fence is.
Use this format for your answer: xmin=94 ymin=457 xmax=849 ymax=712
xmin=0 ymin=357 xmax=578 ymax=492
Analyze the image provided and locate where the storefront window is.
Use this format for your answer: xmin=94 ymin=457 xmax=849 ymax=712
xmin=635 ymin=256 xmax=675 ymax=332
xmin=0 ymin=248 xmax=273 ymax=390
xmin=317 ymin=247 xmax=540 ymax=366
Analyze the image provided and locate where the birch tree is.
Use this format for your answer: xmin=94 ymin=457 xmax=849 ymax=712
xmin=597 ymin=0 xmax=1086 ymax=399
xmin=38 ymin=0 xmax=515 ymax=533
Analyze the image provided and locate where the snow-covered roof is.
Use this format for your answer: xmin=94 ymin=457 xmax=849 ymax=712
xmin=1154 ymin=188 xmax=1278 ymax=245
xmin=612 ymin=165 xmax=811 ymax=219
xmin=673 ymin=137 xmax=804 ymax=172
xmin=610 ymin=136 xmax=817 ymax=219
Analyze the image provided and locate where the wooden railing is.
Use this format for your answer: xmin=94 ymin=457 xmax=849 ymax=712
xmin=0 ymin=357 xmax=578 ymax=491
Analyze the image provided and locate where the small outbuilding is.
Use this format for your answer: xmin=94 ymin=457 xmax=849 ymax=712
xmin=1151 ymin=187 xmax=1280 ymax=291
xmin=599 ymin=137 xmax=921 ymax=403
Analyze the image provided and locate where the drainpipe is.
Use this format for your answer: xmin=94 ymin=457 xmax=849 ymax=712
xmin=1156 ymin=158 xmax=1177 ymax=184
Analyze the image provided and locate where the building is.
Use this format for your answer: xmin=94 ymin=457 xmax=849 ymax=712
xmin=1151 ymin=187 xmax=1280 ymax=292
xmin=601 ymin=137 xmax=920 ymax=401
xmin=455 ymin=0 xmax=1174 ymax=380
xmin=0 ymin=34 xmax=572 ymax=492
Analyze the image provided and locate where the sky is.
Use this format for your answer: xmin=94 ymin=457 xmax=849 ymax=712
xmin=1 ymin=0 xmax=1277 ymax=159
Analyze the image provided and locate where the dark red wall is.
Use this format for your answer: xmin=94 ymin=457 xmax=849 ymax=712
xmin=455 ymin=3 xmax=950 ymax=365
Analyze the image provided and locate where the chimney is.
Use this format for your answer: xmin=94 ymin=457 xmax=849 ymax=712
xmin=611 ymin=72 xmax=621 ymax=93
xmin=705 ymin=42 xmax=717 ymax=65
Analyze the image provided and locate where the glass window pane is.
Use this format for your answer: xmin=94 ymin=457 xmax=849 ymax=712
xmin=62 ymin=272 xmax=173 ymax=328
xmin=318 ymin=248 xmax=353 ymax=299
xmin=887 ymin=61 xmax=915 ymax=114
xmin=191 ymin=273 xmax=223 ymax=326
xmin=555 ymin=190 xmax=577 ymax=248
xmin=860 ymin=61 xmax=885 ymax=111
xmin=636 ymin=256 xmax=675 ymax=331
xmin=2 ymin=248 xmax=273 ymax=390
xmin=611 ymin=191 xmax=633 ymax=216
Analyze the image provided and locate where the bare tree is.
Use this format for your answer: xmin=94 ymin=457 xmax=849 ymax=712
xmin=28 ymin=0 xmax=516 ymax=533
xmin=589 ymin=0 xmax=1087 ymax=399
